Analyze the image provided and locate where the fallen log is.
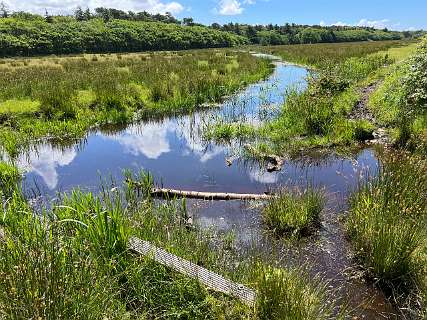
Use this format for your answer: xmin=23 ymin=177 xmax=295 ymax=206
xmin=128 ymin=237 xmax=257 ymax=306
xmin=150 ymin=188 xmax=274 ymax=200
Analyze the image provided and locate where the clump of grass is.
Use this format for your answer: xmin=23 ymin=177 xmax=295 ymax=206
xmin=0 ymin=99 xmax=40 ymax=116
xmin=262 ymin=188 xmax=325 ymax=236
xmin=352 ymin=120 xmax=375 ymax=141
xmin=37 ymin=80 xmax=77 ymax=120
xmin=0 ymin=213 xmax=127 ymax=319
xmin=204 ymin=122 xmax=256 ymax=142
xmin=253 ymin=263 xmax=338 ymax=320
xmin=347 ymin=153 xmax=427 ymax=314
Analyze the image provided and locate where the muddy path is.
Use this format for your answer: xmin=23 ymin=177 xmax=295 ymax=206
xmin=349 ymin=82 xmax=391 ymax=146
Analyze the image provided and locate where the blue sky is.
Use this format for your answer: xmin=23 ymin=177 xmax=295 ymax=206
xmin=5 ymin=0 xmax=426 ymax=30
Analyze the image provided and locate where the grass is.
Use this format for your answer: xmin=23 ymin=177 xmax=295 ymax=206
xmin=368 ymin=63 xmax=407 ymax=125
xmin=0 ymin=49 xmax=273 ymax=157
xmin=346 ymin=152 xmax=427 ymax=316
xmin=0 ymin=161 xmax=20 ymax=198
xmin=262 ymin=188 xmax=325 ymax=237
xmin=253 ymin=263 xmax=339 ymax=320
xmin=0 ymin=169 xmax=345 ymax=319
xmin=378 ymin=42 xmax=419 ymax=62
xmin=368 ymin=36 xmax=427 ymax=153
xmin=257 ymin=40 xmax=413 ymax=68
xmin=204 ymin=121 xmax=257 ymax=142
xmin=0 ymin=99 xmax=40 ymax=115
xmin=205 ymin=39 xmax=425 ymax=158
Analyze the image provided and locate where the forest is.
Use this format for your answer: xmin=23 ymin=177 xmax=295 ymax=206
xmin=0 ymin=6 xmax=423 ymax=57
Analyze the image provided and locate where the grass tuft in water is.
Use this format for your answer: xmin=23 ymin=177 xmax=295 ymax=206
xmin=262 ymin=187 xmax=325 ymax=237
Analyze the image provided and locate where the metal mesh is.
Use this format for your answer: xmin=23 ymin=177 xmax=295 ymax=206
xmin=128 ymin=237 xmax=257 ymax=306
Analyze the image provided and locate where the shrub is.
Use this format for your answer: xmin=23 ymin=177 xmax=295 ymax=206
xmin=403 ymin=37 xmax=427 ymax=117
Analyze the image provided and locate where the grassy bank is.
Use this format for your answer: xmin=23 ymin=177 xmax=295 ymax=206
xmin=205 ymin=40 xmax=424 ymax=157
xmin=0 ymin=168 xmax=344 ymax=319
xmin=0 ymin=49 xmax=272 ymax=157
xmin=347 ymin=153 xmax=427 ymax=316
xmin=368 ymin=37 xmax=427 ymax=153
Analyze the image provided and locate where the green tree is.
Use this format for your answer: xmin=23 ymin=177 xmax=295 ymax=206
xmin=183 ymin=17 xmax=194 ymax=26
xmin=0 ymin=1 xmax=9 ymax=18
xmin=74 ymin=6 xmax=84 ymax=21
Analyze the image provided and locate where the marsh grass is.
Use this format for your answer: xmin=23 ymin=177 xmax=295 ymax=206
xmin=0 ymin=49 xmax=272 ymax=157
xmin=206 ymin=42 xmax=403 ymax=155
xmin=253 ymin=263 xmax=339 ymax=320
xmin=0 ymin=169 xmax=345 ymax=319
xmin=347 ymin=153 xmax=427 ymax=314
xmin=259 ymin=40 xmax=412 ymax=68
xmin=0 ymin=161 xmax=20 ymax=197
xmin=262 ymin=187 xmax=325 ymax=237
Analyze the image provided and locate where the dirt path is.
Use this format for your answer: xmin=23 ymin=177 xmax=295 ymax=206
xmin=349 ymin=84 xmax=378 ymax=123
xmin=349 ymin=83 xmax=391 ymax=145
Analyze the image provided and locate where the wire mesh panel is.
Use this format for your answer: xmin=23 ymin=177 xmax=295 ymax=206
xmin=128 ymin=237 xmax=257 ymax=306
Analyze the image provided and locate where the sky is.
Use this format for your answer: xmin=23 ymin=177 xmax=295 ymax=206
xmin=3 ymin=0 xmax=426 ymax=31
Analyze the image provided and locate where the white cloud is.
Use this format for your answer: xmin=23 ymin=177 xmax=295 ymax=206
xmin=217 ymin=0 xmax=244 ymax=15
xmin=17 ymin=145 xmax=77 ymax=190
xmin=4 ymin=0 xmax=184 ymax=15
xmin=356 ymin=18 xmax=390 ymax=29
xmin=110 ymin=123 xmax=171 ymax=159
xmin=248 ymin=167 xmax=279 ymax=184
xmin=332 ymin=21 xmax=350 ymax=27
xmin=320 ymin=18 xmax=401 ymax=30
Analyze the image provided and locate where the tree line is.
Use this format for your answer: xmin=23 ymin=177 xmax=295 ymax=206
xmin=0 ymin=9 xmax=248 ymax=56
xmin=213 ymin=22 xmax=423 ymax=45
xmin=0 ymin=5 xmax=424 ymax=57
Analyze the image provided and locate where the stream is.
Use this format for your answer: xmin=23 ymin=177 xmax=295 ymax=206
xmin=16 ymin=54 xmax=397 ymax=319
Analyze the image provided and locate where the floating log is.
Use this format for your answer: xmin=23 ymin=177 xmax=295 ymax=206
xmin=128 ymin=237 xmax=257 ymax=306
xmin=150 ymin=188 xmax=274 ymax=200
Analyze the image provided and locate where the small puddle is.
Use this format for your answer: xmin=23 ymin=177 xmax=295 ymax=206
xmin=14 ymin=56 xmax=397 ymax=318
